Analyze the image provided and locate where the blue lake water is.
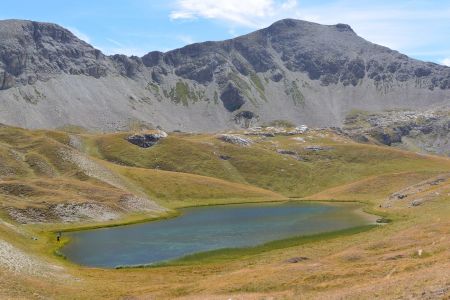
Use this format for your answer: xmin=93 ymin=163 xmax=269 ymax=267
xmin=61 ymin=202 xmax=371 ymax=268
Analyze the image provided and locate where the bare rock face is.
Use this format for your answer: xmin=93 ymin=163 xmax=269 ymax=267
xmin=0 ymin=18 xmax=450 ymax=132
xmin=0 ymin=71 xmax=14 ymax=90
xmin=220 ymin=82 xmax=245 ymax=112
xmin=0 ymin=20 xmax=114 ymax=87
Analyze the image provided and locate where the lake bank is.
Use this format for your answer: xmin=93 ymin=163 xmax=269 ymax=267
xmin=60 ymin=201 xmax=378 ymax=268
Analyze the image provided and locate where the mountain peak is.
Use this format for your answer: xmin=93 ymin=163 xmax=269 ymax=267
xmin=334 ymin=23 xmax=354 ymax=32
xmin=0 ymin=19 xmax=107 ymax=88
xmin=0 ymin=18 xmax=449 ymax=132
xmin=267 ymin=18 xmax=354 ymax=34
xmin=0 ymin=19 xmax=77 ymax=42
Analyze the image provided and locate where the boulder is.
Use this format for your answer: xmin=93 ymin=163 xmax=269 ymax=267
xmin=304 ymin=145 xmax=334 ymax=151
xmin=411 ymin=199 xmax=423 ymax=207
xmin=217 ymin=134 xmax=252 ymax=146
xmin=285 ymin=257 xmax=309 ymax=263
xmin=126 ymin=130 xmax=167 ymax=148
xmin=277 ymin=149 xmax=297 ymax=155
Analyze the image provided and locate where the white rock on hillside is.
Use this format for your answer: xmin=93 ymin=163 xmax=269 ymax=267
xmin=217 ymin=134 xmax=252 ymax=146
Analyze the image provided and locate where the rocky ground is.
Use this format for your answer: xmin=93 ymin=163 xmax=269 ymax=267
xmin=0 ymin=240 xmax=66 ymax=277
xmin=343 ymin=108 xmax=450 ymax=156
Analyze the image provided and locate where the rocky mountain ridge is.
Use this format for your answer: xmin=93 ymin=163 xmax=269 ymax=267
xmin=0 ymin=18 xmax=449 ymax=131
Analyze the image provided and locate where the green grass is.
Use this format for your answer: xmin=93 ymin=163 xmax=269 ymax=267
xmin=250 ymin=73 xmax=267 ymax=101
xmin=266 ymin=120 xmax=296 ymax=128
xmin=150 ymin=225 xmax=377 ymax=267
xmin=213 ymin=91 xmax=219 ymax=104
xmin=94 ymin=133 xmax=247 ymax=183
xmin=90 ymin=131 xmax=450 ymax=198
xmin=112 ymin=165 xmax=283 ymax=208
xmin=288 ymin=80 xmax=305 ymax=105
xmin=168 ymin=81 xmax=200 ymax=106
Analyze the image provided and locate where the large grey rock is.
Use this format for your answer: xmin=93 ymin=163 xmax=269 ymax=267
xmin=126 ymin=130 xmax=167 ymax=148
xmin=0 ymin=18 xmax=449 ymax=132
xmin=217 ymin=134 xmax=252 ymax=146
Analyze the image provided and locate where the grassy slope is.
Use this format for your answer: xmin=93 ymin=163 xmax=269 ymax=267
xmin=0 ymin=126 xmax=283 ymax=217
xmin=90 ymin=130 xmax=450 ymax=197
xmin=109 ymin=164 xmax=284 ymax=208
xmin=1 ymin=125 xmax=450 ymax=299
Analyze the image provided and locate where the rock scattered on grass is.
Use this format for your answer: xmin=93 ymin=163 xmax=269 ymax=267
xmin=119 ymin=194 xmax=166 ymax=212
xmin=384 ymin=254 xmax=405 ymax=261
xmin=285 ymin=256 xmax=309 ymax=263
xmin=277 ymin=149 xmax=297 ymax=155
xmin=304 ymin=145 xmax=334 ymax=151
xmin=217 ymin=134 xmax=252 ymax=146
xmin=411 ymin=199 xmax=423 ymax=207
xmin=292 ymin=137 xmax=306 ymax=142
xmin=0 ymin=240 xmax=67 ymax=278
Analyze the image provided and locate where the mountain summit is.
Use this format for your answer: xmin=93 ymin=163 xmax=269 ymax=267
xmin=0 ymin=18 xmax=449 ymax=131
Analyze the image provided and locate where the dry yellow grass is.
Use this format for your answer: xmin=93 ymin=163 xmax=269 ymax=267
xmin=0 ymin=125 xmax=450 ymax=299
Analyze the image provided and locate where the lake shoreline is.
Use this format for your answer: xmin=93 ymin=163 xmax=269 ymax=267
xmin=57 ymin=200 xmax=383 ymax=269
xmin=51 ymin=198 xmax=380 ymax=234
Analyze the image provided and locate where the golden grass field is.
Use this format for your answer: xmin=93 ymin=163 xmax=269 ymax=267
xmin=0 ymin=124 xmax=449 ymax=299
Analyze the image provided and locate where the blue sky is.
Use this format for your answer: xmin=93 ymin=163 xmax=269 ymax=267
xmin=1 ymin=0 xmax=450 ymax=65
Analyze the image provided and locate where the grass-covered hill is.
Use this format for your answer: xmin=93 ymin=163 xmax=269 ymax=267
xmin=2 ymin=123 xmax=449 ymax=221
xmin=0 ymin=124 xmax=450 ymax=298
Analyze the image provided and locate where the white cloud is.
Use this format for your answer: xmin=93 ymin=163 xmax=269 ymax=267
xmin=442 ymin=58 xmax=450 ymax=67
xmin=177 ymin=34 xmax=195 ymax=45
xmin=98 ymin=38 xmax=148 ymax=56
xmin=66 ymin=27 xmax=91 ymax=43
xmin=170 ymin=0 xmax=298 ymax=28
xmin=168 ymin=0 xmax=450 ymax=63
xmin=291 ymin=2 xmax=450 ymax=54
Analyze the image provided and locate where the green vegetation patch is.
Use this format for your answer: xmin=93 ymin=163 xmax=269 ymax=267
xmin=168 ymin=81 xmax=202 ymax=106
xmin=287 ymin=80 xmax=305 ymax=105
xmin=266 ymin=120 xmax=296 ymax=128
xmin=151 ymin=225 xmax=377 ymax=266
xmin=250 ymin=73 xmax=267 ymax=101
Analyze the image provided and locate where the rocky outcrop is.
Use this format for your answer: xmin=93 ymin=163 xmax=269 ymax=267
xmin=220 ymin=83 xmax=245 ymax=112
xmin=126 ymin=130 xmax=168 ymax=148
xmin=344 ymin=109 xmax=450 ymax=156
xmin=0 ymin=71 xmax=15 ymax=90
xmin=0 ymin=20 xmax=112 ymax=87
xmin=217 ymin=134 xmax=252 ymax=146
xmin=383 ymin=174 xmax=450 ymax=208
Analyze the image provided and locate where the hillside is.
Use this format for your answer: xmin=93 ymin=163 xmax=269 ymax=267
xmin=0 ymin=124 xmax=449 ymax=298
xmin=0 ymin=19 xmax=449 ymax=131
xmin=2 ymin=124 xmax=449 ymax=225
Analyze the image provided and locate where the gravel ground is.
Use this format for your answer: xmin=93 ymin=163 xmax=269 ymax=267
xmin=0 ymin=240 xmax=67 ymax=278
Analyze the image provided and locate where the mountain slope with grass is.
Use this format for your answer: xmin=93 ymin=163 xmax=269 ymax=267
xmin=2 ymin=124 xmax=450 ymax=224
xmin=0 ymin=124 xmax=449 ymax=298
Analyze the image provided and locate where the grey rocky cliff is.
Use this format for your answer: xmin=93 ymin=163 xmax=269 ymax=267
xmin=343 ymin=108 xmax=450 ymax=156
xmin=0 ymin=20 xmax=111 ymax=87
xmin=0 ymin=18 xmax=449 ymax=131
